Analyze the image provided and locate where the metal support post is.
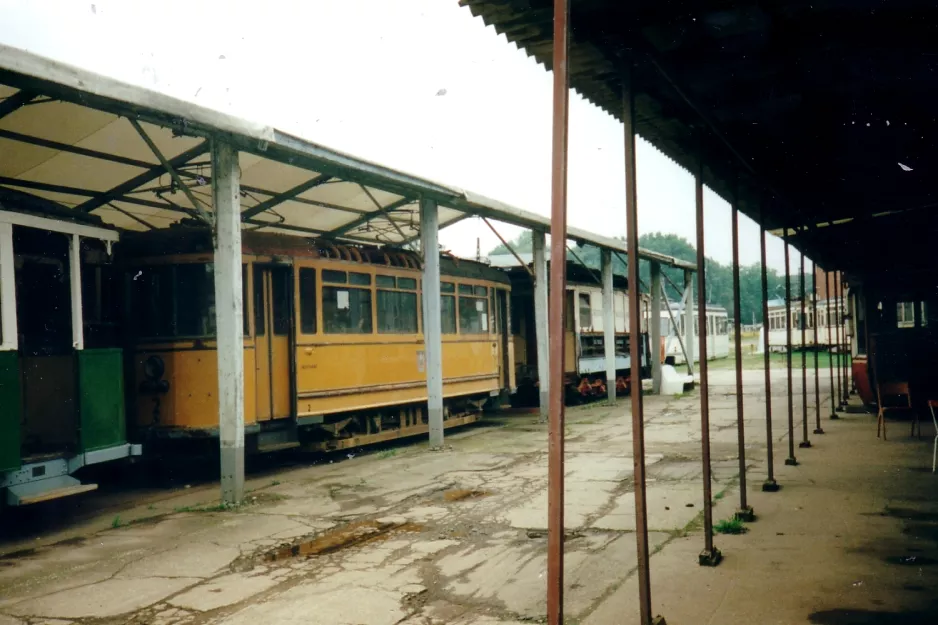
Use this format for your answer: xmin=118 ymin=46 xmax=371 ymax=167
xmin=650 ymin=262 xmax=663 ymax=394
xmin=695 ymin=151 xmax=721 ymax=567
xmin=812 ymin=260 xmax=823 ymax=434
xmin=0 ymin=222 xmax=16 ymax=352
xmin=826 ymin=271 xmax=838 ymax=419
xmin=783 ymin=233 xmax=797 ymax=466
xmin=759 ymin=217 xmax=778 ymax=491
xmin=799 ymin=252 xmax=811 ymax=449
xmin=623 ymin=64 xmax=664 ymax=624
xmin=420 ymin=197 xmax=444 ymax=449
xmin=602 ymin=250 xmax=616 ymax=403
xmin=841 ymin=275 xmax=850 ymax=403
xmin=69 ymin=234 xmax=84 ymax=351
xmin=731 ymin=195 xmax=753 ymax=519
xmin=683 ymin=269 xmax=695 ymax=376
xmin=212 ymin=140 xmax=245 ymax=506
xmin=533 ymin=231 xmax=550 ymax=422
xmin=546 ymin=0 xmax=569 ymax=619
xmin=834 ymin=272 xmax=843 ymax=410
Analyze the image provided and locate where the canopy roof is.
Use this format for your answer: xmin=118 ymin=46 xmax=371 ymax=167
xmin=0 ymin=44 xmax=694 ymax=272
xmin=461 ymin=0 xmax=938 ymax=277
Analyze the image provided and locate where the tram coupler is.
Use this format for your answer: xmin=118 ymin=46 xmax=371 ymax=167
xmin=784 ymin=456 xmax=799 ymax=466
xmin=735 ymin=506 xmax=756 ymax=522
xmin=698 ymin=547 xmax=723 ymax=567
xmin=761 ymin=479 xmax=780 ymax=492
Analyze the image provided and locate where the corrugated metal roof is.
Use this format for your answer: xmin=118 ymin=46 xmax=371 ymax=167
xmin=0 ymin=44 xmax=695 ymax=271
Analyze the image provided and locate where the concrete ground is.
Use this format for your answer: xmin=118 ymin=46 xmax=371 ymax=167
xmin=2 ymin=365 xmax=937 ymax=624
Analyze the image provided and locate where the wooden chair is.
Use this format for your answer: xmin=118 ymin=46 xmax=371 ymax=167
xmin=876 ymin=382 xmax=917 ymax=441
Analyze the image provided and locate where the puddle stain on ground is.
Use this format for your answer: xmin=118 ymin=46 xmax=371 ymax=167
xmin=264 ymin=520 xmax=422 ymax=562
xmin=885 ymin=554 xmax=938 ymax=566
xmin=443 ymin=489 xmax=490 ymax=502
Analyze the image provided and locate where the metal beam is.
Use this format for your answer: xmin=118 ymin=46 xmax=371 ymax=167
xmin=826 ymin=270 xmax=838 ymax=420
xmin=533 ymin=230 xmax=550 ymax=422
xmin=129 ymin=119 xmax=212 ymax=223
xmin=239 ymin=174 xmax=332 ymax=219
xmin=0 ymin=90 xmax=35 ymax=121
xmin=760 ymin=209 xmax=779 ymax=491
xmin=602 ymin=249 xmax=616 ymax=403
xmin=694 ymin=148 xmax=721 ymax=567
xmin=650 ymin=262 xmax=662 ymax=394
xmin=360 ymin=185 xmax=411 ymax=243
xmin=546 ymin=0 xmax=569 ymax=618
xmin=482 ymin=217 xmax=534 ymax=278
xmin=0 ymin=128 xmax=155 ymax=169
xmin=76 ymin=141 xmax=209 ymax=214
xmin=660 ymin=281 xmax=689 ymax=368
xmin=622 ymin=64 xmax=660 ymax=624
xmin=420 ymin=197 xmax=444 ymax=449
xmin=212 ymin=140 xmax=244 ymax=506
xmin=327 ymin=196 xmax=414 ymax=237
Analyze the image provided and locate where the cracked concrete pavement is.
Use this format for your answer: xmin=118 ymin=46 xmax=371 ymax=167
xmin=2 ymin=366 xmax=937 ymax=624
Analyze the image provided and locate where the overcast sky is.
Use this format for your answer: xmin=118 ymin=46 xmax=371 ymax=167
xmin=0 ymin=0 xmax=801 ymax=273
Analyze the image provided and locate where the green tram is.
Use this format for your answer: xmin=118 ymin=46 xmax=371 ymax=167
xmin=0 ymin=200 xmax=140 ymax=507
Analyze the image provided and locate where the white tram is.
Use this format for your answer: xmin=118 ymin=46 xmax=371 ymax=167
xmin=657 ymin=302 xmax=730 ymax=364
xmin=764 ymin=296 xmax=848 ymax=352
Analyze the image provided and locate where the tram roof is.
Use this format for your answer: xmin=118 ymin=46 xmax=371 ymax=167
xmin=460 ymin=0 xmax=938 ymax=278
xmin=0 ymin=44 xmax=694 ymax=272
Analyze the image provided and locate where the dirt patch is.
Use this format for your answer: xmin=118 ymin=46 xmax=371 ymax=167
xmin=264 ymin=520 xmax=422 ymax=562
xmin=443 ymin=489 xmax=490 ymax=502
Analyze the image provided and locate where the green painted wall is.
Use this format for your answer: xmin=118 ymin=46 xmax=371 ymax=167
xmin=0 ymin=351 xmax=21 ymax=472
xmin=78 ymin=348 xmax=126 ymax=452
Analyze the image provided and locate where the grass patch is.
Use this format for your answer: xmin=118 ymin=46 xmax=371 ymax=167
xmin=713 ymin=489 xmax=726 ymax=501
xmin=377 ymin=449 xmax=398 ymax=459
xmin=714 ymin=517 xmax=748 ymax=535
xmin=111 ymin=515 xmax=122 ymax=529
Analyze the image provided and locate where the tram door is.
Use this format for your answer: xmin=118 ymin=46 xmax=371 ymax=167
xmin=253 ymin=266 xmax=292 ymax=421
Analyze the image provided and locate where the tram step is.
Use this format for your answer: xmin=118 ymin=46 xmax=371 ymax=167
xmin=6 ymin=475 xmax=98 ymax=506
xmin=256 ymin=441 xmax=301 ymax=454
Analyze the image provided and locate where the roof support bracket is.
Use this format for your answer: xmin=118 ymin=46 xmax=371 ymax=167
xmin=128 ymin=118 xmax=212 ymax=224
xmin=360 ymin=184 xmax=410 ymax=243
xmin=481 ymin=217 xmax=535 ymax=279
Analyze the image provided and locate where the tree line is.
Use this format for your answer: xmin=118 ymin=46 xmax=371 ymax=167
xmin=488 ymin=231 xmax=811 ymax=324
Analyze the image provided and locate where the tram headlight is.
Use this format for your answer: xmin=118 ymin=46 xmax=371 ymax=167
xmin=144 ymin=355 xmax=165 ymax=381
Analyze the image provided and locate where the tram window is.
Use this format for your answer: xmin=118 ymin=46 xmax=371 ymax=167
xmin=376 ymin=274 xmax=395 ymax=288
xmin=459 ymin=284 xmax=473 ymax=295
xmin=299 ymin=268 xmax=317 ymax=334
xmin=398 ymin=277 xmax=417 ymax=291
xmin=897 ymin=301 xmax=915 ymax=329
xmin=377 ymin=290 xmax=418 ymax=333
xmin=579 ymin=293 xmax=592 ymax=329
xmin=349 ymin=272 xmax=371 ymax=286
xmin=254 ymin=266 xmax=265 ymax=337
xmin=322 ymin=270 xmax=347 ymax=284
xmin=323 ymin=287 xmax=372 ymax=334
xmin=441 ymin=282 xmax=455 ymax=294
xmin=459 ymin=295 xmax=489 ymax=333
xmin=474 ymin=285 xmax=487 ymax=297
xmin=130 ymin=265 xmax=175 ymax=338
xmin=921 ymin=302 xmax=929 ymax=327
xmin=271 ymin=270 xmax=290 ymax=336
xmin=176 ymin=264 xmax=216 ymax=337
xmin=441 ymin=294 xmax=457 ymax=334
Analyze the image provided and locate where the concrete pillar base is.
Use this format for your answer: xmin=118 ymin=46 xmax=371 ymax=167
xmin=735 ymin=506 xmax=756 ymax=522
xmin=761 ymin=479 xmax=781 ymax=492
xmin=799 ymin=440 xmax=812 ymax=449
xmin=651 ymin=616 xmax=668 ymax=625
xmin=830 ymin=413 xmax=841 ymax=420
xmin=698 ymin=547 xmax=723 ymax=567
xmin=785 ymin=457 xmax=799 ymax=466
xmin=813 ymin=428 xmax=826 ymax=434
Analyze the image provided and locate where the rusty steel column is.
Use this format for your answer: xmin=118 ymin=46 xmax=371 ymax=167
xmin=731 ymin=189 xmax=753 ymax=520
xmin=834 ymin=271 xmax=843 ymax=411
xmin=841 ymin=274 xmax=850 ymax=403
xmin=812 ymin=260 xmax=824 ymax=435
xmin=695 ymin=149 xmax=721 ymax=567
xmin=546 ymin=0 xmax=569 ymax=620
xmin=622 ymin=64 xmax=661 ymax=625
xmin=826 ymin=270 xmax=838 ymax=420
xmin=784 ymin=233 xmax=798 ymax=466
xmin=799 ymin=251 xmax=811 ymax=449
xmin=760 ymin=214 xmax=779 ymax=491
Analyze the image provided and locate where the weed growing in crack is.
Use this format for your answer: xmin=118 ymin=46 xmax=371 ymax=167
xmin=714 ymin=517 xmax=748 ymax=535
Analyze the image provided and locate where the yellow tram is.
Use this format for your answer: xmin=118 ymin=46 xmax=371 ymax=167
xmin=122 ymin=227 xmax=514 ymax=452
